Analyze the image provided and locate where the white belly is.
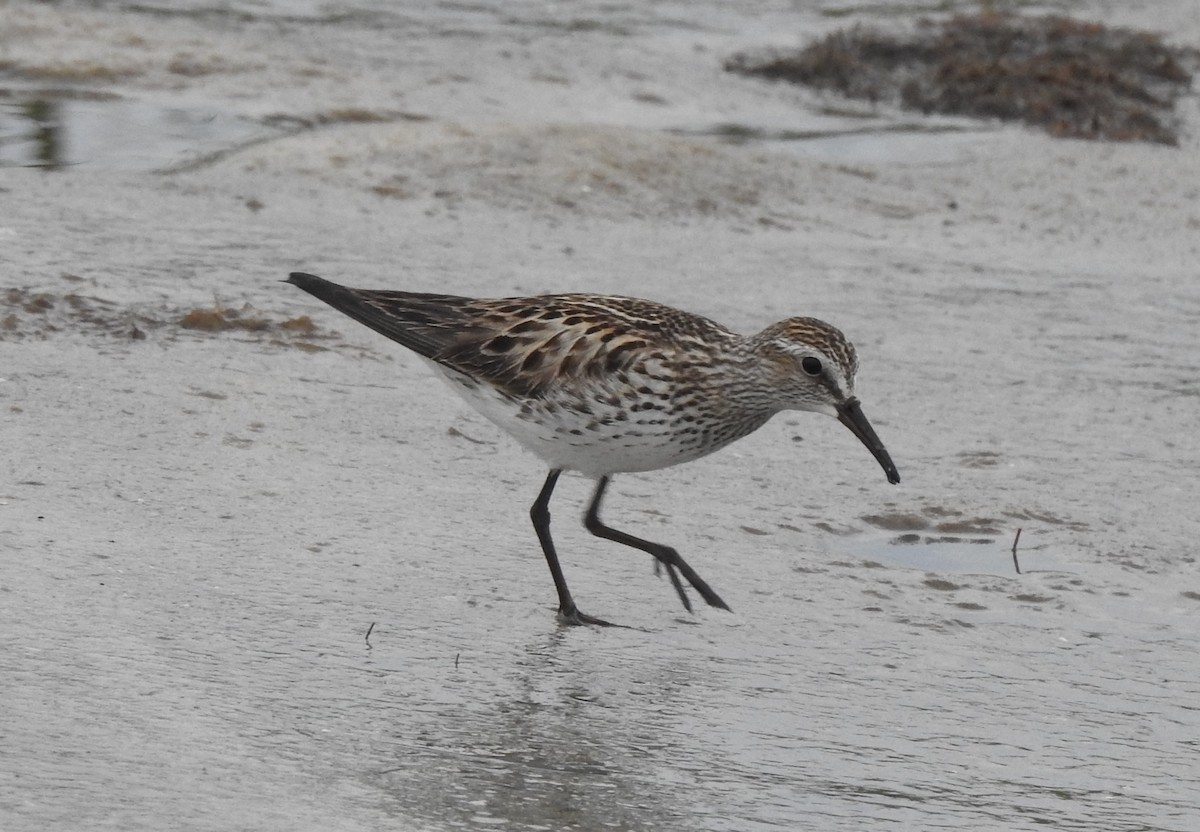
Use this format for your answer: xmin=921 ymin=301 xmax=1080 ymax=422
xmin=425 ymin=360 xmax=750 ymax=477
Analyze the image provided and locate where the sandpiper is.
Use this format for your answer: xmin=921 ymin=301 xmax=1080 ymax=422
xmin=287 ymin=271 xmax=899 ymax=625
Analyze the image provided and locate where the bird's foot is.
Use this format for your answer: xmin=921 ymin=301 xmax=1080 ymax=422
xmin=695 ymin=579 xmax=730 ymax=612
xmin=558 ymin=604 xmax=616 ymax=627
xmin=661 ymin=563 xmax=694 ymax=614
xmin=657 ymin=551 xmax=730 ymax=614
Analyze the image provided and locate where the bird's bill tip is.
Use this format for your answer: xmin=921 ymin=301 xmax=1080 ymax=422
xmin=836 ymin=399 xmax=900 ymax=485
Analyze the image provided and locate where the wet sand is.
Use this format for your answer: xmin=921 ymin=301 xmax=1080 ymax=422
xmin=3 ymin=2 xmax=1200 ymax=830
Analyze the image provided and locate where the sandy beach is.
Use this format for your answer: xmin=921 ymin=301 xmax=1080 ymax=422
xmin=3 ymin=1 xmax=1200 ymax=829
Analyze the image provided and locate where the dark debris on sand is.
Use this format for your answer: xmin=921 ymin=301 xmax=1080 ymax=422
xmin=1 ymin=286 xmax=332 ymax=351
xmin=726 ymin=13 xmax=1198 ymax=145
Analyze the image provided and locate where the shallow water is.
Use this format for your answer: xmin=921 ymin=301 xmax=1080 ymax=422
xmin=0 ymin=95 xmax=983 ymax=170
xmin=851 ymin=536 xmax=1075 ymax=577
xmin=3 ymin=1 xmax=1200 ymax=831
xmin=0 ymin=96 xmax=276 ymax=171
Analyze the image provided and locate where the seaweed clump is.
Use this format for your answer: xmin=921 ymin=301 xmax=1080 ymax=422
xmin=1 ymin=285 xmax=328 ymax=351
xmin=726 ymin=13 xmax=1197 ymax=145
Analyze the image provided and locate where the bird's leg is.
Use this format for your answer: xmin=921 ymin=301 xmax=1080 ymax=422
xmin=530 ymin=469 xmax=613 ymax=627
xmin=583 ymin=476 xmax=731 ymax=614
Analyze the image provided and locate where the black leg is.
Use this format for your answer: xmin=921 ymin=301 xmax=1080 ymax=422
xmin=583 ymin=476 xmax=730 ymax=614
xmin=530 ymin=469 xmax=612 ymax=627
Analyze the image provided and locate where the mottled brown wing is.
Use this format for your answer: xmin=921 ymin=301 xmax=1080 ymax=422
xmin=287 ymin=272 xmax=737 ymax=398
xmin=432 ymin=294 xmax=738 ymax=398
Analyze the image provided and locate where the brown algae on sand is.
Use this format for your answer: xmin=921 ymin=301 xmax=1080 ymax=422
xmin=727 ymin=13 xmax=1198 ymax=144
xmin=0 ymin=286 xmax=328 ymax=350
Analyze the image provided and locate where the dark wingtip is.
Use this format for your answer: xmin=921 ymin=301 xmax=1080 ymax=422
xmin=887 ymin=468 xmax=901 ymax=485
xmin=285 ymin=272 xmax=351 ymax=305
xmin=286 ymin=271 xmax=322 ymax=288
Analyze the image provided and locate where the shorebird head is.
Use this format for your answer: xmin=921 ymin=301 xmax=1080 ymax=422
xmin=755 ymin=317 xmax=900 ymax=484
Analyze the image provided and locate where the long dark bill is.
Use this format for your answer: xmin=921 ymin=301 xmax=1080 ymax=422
xmin=836 ymin=398 xmax=901 ymax=484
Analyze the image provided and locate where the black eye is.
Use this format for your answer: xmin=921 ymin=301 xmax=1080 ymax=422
xmin=801 ymin=356 xmax=823 ymax=376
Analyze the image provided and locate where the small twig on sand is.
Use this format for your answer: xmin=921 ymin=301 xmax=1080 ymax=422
xmin=365 ymin=621 xmax=376 ymax=648
xmin=1011 ymin=528 xmax=1023 ymax=574
xmin=455 ymin=653 xmax=461 ymax=668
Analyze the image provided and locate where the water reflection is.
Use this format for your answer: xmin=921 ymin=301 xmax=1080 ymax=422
xmin=850 ymin=537 xmax=1073 ymax=577
xmin=372 ymin=629 xmax=699 ymax=830
xmin=19 ymin=98 xmax=63 ymax=168
xmin=0 ymin=95 xmax=276 ymax=170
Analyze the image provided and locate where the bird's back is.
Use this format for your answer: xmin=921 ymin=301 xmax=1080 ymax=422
xmin=286 ymin=272 xmax=737 ymax=398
